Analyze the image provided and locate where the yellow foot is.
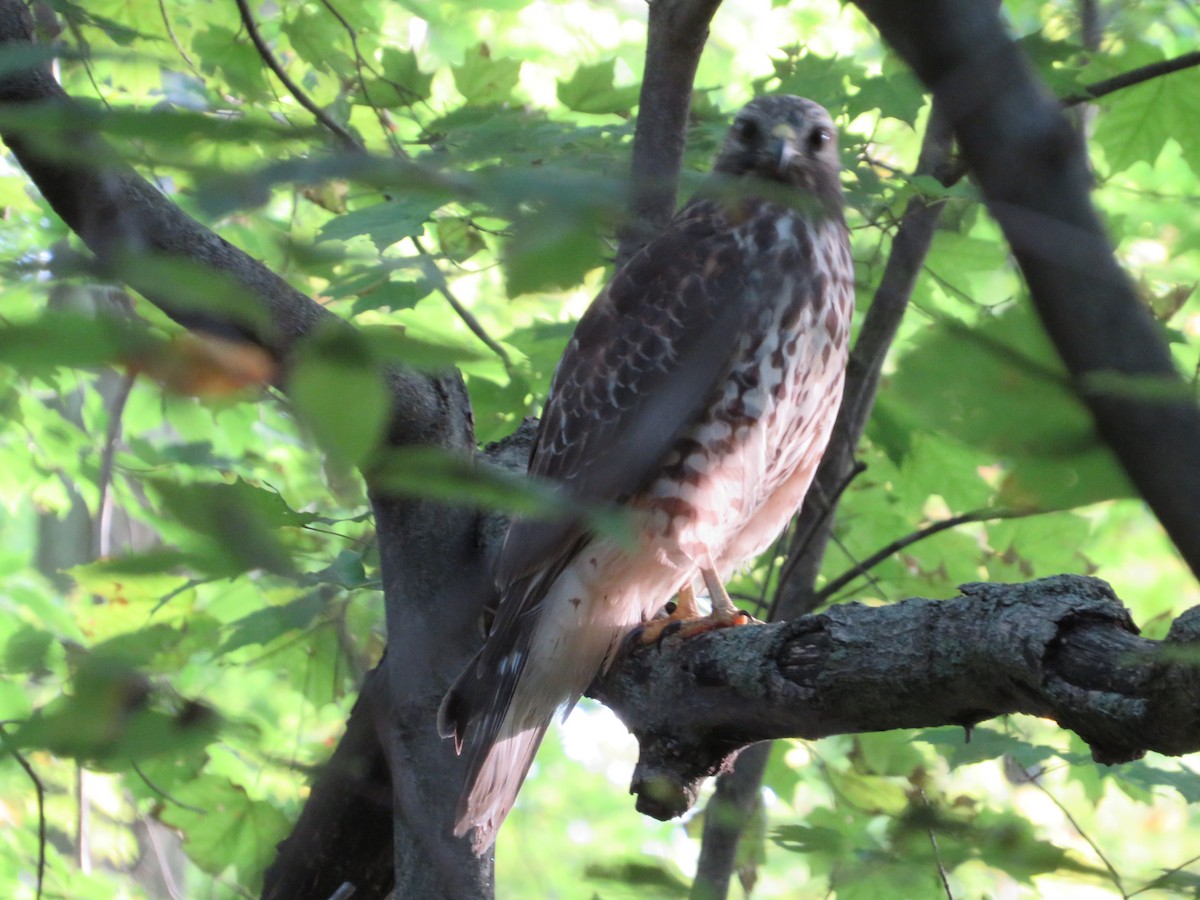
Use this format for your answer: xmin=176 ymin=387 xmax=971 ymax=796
xmin=634 ymin=583 xmax=759 ymax=645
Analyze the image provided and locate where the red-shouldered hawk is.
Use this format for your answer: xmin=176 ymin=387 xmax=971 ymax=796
xmin=440 ymin=94 xmax=854 ymax=853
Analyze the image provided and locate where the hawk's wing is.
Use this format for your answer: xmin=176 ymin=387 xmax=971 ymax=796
xmin=496 ymin=200 xmax=751 ymax=590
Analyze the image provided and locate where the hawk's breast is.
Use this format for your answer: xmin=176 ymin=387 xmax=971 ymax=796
xmin=638 ymin=199 xmax=853 ymax=575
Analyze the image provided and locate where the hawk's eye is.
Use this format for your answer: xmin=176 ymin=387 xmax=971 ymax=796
xmin=808 ymin=127 xmax=831 ymax=153
xmin=733 ymin=117 xmax=761 ymax=145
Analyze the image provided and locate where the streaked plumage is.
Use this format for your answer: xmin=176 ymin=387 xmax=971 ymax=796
xmin=439 ymin=95 xmax=854 ymax=853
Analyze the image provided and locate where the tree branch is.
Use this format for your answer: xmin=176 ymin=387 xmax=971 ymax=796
xmin=615 ymin=0 xmax=724 ymax=267
xmin=597 ymin=575 xmax=1199 ymax=820
xmin=0 ymin=0 xmax=465 ymax=454
xmin=262 ymin=663 xmax=394 ymax=900
xmin=233 ymin=0 xmax=359 ymax=152
xmin=815 ymin=507 xmax=1033 ymax=602
xmin=1065 ymin=50 xmax=1200 ymax=106
xmin=850 ymin=0 xmax=1200 ymax=580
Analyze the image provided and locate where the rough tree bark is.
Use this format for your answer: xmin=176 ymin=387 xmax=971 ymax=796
xmin=598 ymin=574 xmax=1200 ymax=820
xmin=2 ymin=1 xmax=1199 ymax=899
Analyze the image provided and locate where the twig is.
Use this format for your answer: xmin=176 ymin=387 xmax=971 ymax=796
xmin=93 ymin=370 xmax=134 ymax=559
xmin=233 ymin=0 xmax=360 ymax=152
xmin=1128 ymin=851 xmax=1200 ymax=897
xmin=770 ymin=460 xmax=866 ymax=618
xmin=936 ymin=49 xmax=1200 ymax=191
xmin=1065 ymin=50 xmax=1200 ymax=106
xmin=234 ymin=1 xmax=507 ymax=369
xmin=1028 ymin=776 xmax=1127 ymax=897
xmin=132 ymin=761 xmax=206 ymax=814
xmin=817 ymin=507 xmax=1033 ymax=601
xmin=140 ymin=812 xmax=185 ymax=900
xmin=0 ymin=725 xmax=45 ymax=900
xmin=76 ymin=764 xmax=90 ymax=873
xmin=411 ymin=235 xmax=512 ymax=367
xmin=157 ymin=0 xmax=200 ymax=76
xmin=920 ymin=789 xmax=954 ymax=900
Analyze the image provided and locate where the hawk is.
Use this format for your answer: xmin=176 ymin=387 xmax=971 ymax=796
xmin=439 ymin=94 xmax=854 ymax=853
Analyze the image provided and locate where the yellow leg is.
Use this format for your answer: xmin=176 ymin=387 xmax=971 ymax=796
xmin=635 ymin=573 xmax=755 ymax=645
xmin=700 ymin=567 xmax=740 ymax=622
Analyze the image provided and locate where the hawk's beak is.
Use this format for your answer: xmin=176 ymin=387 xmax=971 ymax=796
xmin=771 ymin=123 xmax=801 ymax=176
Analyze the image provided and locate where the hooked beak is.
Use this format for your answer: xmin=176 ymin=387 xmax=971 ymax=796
xmin=771 ymin=123 xmax=802 ymax=176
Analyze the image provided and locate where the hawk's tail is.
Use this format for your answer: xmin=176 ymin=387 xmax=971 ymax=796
xmin=438 ymin=660 xmax=550 ymax=854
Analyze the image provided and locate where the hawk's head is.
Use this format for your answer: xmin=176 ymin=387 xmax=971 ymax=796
xmin=713 ymin=95 xmax=841 ymax=211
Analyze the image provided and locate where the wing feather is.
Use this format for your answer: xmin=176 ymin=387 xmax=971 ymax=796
xmin=495 ymin=201 xmax=752 ymax=590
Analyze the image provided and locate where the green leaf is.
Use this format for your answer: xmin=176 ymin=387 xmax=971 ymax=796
xmin=768 ymin=50 xmax=863 ymax=109
xmin=436 ymin=216 xmax=487 ymax=263
xmin=150 ymin=479 xmax=298 ymax=577
xmin=318 ymin=199 xmax=439 ymax=251
xmin=504 ymin=210 xmax=605 ymax=296
xmin=848 ymin=61 xmax=926 ymax=126
xmin=350 ymin=278 xmax=433 ymax=316
xmin=357 ymin=323 xmax=488 ymax=368
xmin=1016 ymin=31 xmax=1085 ymax=96
xmin=583 ymin=860 xmax=689 ymax=895
xmin=15 ymin=655 xmax=219 ymax=763
xmin=914 ymin=726 xmax=1058 ymax=769
xmin=0 ymin=311 xmax=154 ymax=374
xmin=358 ymin=47 xmax=434 ymax=105
xmin=193 ymin=25 xmax=270 ymax=100
xmin=289 ymin=326 xmax=390 ymax=468
xmin=219 ymin=592 xmax=327 ymax=655
xmin=366 ymin=446 xmax=633 ymax=544
xmin=453 ymin=43 xmax=523 ymax=104
xmin=310 ymin=550 xmax=371 ymax=589
xmin=285 ymin=8 xmax=352 ymax=77
xmin=890 ymin=303 xmax=1133 ymax=508
xmin=557 ymin=60 xmax=639 ymax=116
xmin=3 ymin=625 xmax=53 ymax=676
xmin=1094 ymin=45 xmax=1200 ymax=176
xmin=158 ymin=774 xmax=291 ymax=891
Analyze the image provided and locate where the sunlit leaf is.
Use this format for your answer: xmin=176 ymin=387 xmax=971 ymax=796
xmin=149 ymin=479 xmax=299 ymax=577
xmin=158 ymin=774 xmax=291 ymax=891
xmin=218 ymin=592 xmax=327 ymax=655
xmin=558 ymin=60 xmax=639 ymax=116
xmin=318 ymin=198 xmax=440 ymax=251
xmin=890 ymin=303 xmax=1133 ymax=508
xmin=453 ymin=43 xmax=522 ymax=104
xmin=289 ymin=325 xmax=391 ymax=468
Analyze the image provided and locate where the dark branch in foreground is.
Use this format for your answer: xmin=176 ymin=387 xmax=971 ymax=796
xmin=262 ymin=664 xmax=394 ymax=900
xmin=851 ymin=0 xmax=1200 ymax=579
xmin=597 ymin=575 xmax=1197 ymax=820
xmin=615 ymin=0 xmax=723 ymax=267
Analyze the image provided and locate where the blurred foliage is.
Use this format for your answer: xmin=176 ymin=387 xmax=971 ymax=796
xmin=0 ymin=0 xmax=1197 ymax=897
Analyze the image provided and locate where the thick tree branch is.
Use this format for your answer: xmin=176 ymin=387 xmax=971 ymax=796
xmin=615 ymin=0 xmax=723 ymax=267
xmin=598 ymin=575 xmax=1199 ymax=820
xmin=851 ymin=0 xmax=1200 ymax=580
xmin=262 ymin=664 xmax=394 ymax=900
